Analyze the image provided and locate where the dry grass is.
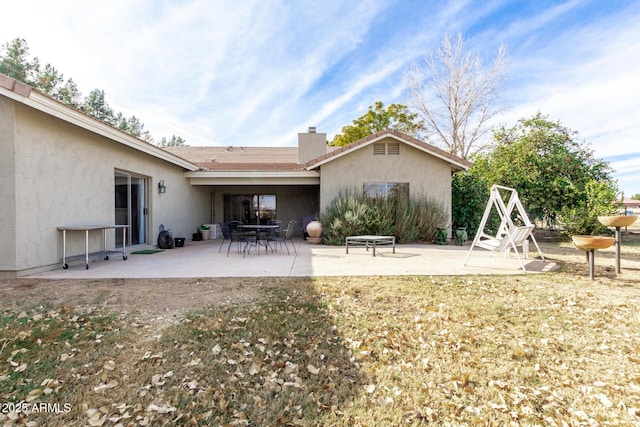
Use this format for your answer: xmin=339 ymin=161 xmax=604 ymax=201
xmin=1 ymin=237 xmax=640 ymax=426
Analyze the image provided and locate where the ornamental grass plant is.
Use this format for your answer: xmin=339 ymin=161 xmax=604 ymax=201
xmin=320 ymin=191 xmax=448 ymax=245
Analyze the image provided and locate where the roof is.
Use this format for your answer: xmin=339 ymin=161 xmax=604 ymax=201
xmin=166 ymin=129 xmax=471 ymax=174
xmin=304 ymin=128 xmax=471 ymax=172
xmin=163 ymin=146 xmax=303 ymax=171
xmin=0 ymin=74 xmax=200 ymax=172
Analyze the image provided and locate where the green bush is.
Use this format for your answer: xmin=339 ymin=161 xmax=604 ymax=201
xmin=558 ymin=179 xmax=620 ymax=236
xmin=451 ymin=172 xmax=490 ymax=239
xmin=319 ymin=191 xmax=448 ymax=245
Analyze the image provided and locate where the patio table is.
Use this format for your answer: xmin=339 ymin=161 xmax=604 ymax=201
xmin=57 ymin=225 xmax=128 ymax=269
xmin=345 ymin=235 xmax=395 ymax=257
xmin=238 ymin=224 xmax=280 ymax=254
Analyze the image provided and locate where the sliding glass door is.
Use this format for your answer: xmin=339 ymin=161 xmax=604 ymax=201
xmin=223 ymin=194 xmax=276 ymax=224
xmin=115 ymin=171 xmax=148 ymax=246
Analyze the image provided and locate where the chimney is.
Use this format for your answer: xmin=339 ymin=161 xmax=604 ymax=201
xmin=298 ymin=127 xmax=326 ymax=164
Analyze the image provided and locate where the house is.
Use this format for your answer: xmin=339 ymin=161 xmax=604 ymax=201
xmin=622 ymin=199 xmax=640 ymax=215
xmin=0 ymin=75 xmax=470 ymax=278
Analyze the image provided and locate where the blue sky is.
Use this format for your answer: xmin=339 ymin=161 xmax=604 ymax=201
xmin=1 ymin=0 xmax=639 ymax=196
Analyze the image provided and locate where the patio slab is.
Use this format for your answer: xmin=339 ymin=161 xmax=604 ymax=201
xmin=32 ymin=238 xmax=558 ymax=279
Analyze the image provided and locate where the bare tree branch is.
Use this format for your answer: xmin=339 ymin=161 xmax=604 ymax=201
xmin=404 ymin=33 xmax=509 ymax=159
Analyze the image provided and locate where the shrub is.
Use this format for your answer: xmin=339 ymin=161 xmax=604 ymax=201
xmin=451 ymin=172 xmax=491 ymax=239
xmin=320 ymin=190 xmax=448 ymax=245
xmin=558 ymin=179 xmax=620 ymax=236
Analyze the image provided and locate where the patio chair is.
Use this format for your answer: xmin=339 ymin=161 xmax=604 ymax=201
xmin=229 ymin=220 xmax=243 ymax=231
xmin=218 ymin=222 xmax=232 ymax=252
xmin=227 ymin=228 xmax=251 ymax=257
xmin=270 ymin=220 xmax=296 ymax=255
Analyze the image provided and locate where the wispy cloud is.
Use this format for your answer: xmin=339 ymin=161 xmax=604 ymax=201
xmin=1 ymin=0 xmax=638 ymax=192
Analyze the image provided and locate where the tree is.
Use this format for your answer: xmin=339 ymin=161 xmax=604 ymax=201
xmin=630 ymin=193 xmax=640 ymax=201
xmin=0 ymin=38 xmax=37 ymax=83
xmin=33 ymin=63 xmax=64 ymax=96
xmin=115 ymin=113 xmax=144 ymax=137
xmin=471 ymin=112 xmax=617 ymax=228
xmin=158 ymin=135 xmax=187 ymax=147
xmin=558 ymin=179 xmax=619 ymax=236
xmin=404 ymin=33 xmax=509 ymax=159
xmin=56 ymin=78 xmax=82 ymax=109
xmin=81 ymin=89 xmax=115 ymax=124
xmin=1 ymin=37 xmax=159 ymax=141
xmin=330 ymin=101 xmax=425 ymax=146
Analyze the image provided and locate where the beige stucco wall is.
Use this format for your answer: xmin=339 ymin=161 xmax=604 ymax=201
xmin=319 ymin=137 xmax=453 ymax=225
xmin=0 ymin=97 xmax=17 ymax=272
xmin=0 ymin=98 xmax=209 ymax=277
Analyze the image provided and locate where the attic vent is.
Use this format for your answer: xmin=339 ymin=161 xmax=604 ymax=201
xmin=387 ymin=142 xmax=400 ymax=155
xmin=373 ymin=143 xmax=386 ymax=155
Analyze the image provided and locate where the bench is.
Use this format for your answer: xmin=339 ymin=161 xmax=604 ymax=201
xmin=345 ymin=235 xmax=395 ymax=257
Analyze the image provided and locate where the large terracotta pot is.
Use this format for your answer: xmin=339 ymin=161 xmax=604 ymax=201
xmin=306 ymin=221 xmax=322 ymax=244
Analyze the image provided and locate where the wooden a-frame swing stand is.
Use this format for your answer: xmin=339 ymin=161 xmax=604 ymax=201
xmin=464 ymin=185 xmax=545 ymax=272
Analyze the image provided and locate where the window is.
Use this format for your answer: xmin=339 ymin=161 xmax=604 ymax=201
xmin=373 ymin=142 xmax=400 ymax=155
xmin=363 ymin=182 xmax=409 ymax=199
xmin=224 ymin=194 xmax=276 ymax=224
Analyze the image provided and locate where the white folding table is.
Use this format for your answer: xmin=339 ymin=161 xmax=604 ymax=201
xmin=57 ymin=225 xmax=129 ymax=269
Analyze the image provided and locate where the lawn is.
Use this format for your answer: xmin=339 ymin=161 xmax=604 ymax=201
xmin=1 ymin=237 xmax=640 ymax=426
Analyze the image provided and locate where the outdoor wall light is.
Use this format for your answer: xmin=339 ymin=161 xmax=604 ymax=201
xmin=158 ymin=180 xmax=166 ymax=193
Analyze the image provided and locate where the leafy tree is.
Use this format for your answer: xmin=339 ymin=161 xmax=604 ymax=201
xmin=158 ymin=135 xmax=187 ymax=147
xmin=404 ymin=33 xmax=509 ymax=159
xmin=558 ymin=180 xmax=619 ymax=236
xmin=630 ymin=193 xmax=640 ymax=201
xmin=451 ymin=171 xmax=493 ymax=238
xmin=471 ymin=112 xmax=617 ymax=228
xmin=330 ymin=101 xmax=425 ymax=146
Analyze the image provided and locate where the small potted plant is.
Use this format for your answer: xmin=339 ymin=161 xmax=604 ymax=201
xmin=198 ymin=225 xmax=211 ymax=240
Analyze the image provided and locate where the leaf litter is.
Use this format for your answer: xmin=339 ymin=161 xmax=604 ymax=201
xmin=0 ymin=240 xmax=639 ymax=425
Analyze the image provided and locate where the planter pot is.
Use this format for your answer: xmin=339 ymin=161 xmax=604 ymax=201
xmin=435 ymin=227 xmax=448 ymax=245
xmin=192 ymin=232 xmax=202 ymax=241
xmin=200 ymin=229 xmax=211 ymax=240
xmin=174 ymin=237 xmax=185 ymax=247
xmin=455 ymin=227 xmax=468 ymax=246
xmin=306 ymin=221 xmax=322 ymax=244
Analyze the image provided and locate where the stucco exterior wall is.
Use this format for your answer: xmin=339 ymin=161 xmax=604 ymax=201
xmin=1 ymin=99 xmax=208 ymax=277
xmin=319 ymin=137 xmax=453 ymax=225
xmin=0 ymin=97 xmax=17 ymax=273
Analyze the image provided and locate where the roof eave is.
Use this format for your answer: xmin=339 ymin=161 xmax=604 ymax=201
xmin=0 ymin=80 xmax=200 ymax=172
xmin=305 ymin=130 xmax=471 ymax=171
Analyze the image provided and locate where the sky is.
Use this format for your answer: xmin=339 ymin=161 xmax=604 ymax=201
xmin=1 ymin=0 xmax=639 ymax=196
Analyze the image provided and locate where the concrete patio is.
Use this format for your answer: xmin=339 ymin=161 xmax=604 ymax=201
xmin=33 ymin=237 xmax=558 ymax=279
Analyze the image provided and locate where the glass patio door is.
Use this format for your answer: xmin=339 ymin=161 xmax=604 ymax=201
xmin=115 ymin=172 xmax=148 ymax=246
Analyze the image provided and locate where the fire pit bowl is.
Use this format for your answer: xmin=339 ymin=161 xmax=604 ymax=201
xmin=598 ymin=215 xmax=638 ymax=228
xmin=571 ymin=235 xmax=615 ymax=251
